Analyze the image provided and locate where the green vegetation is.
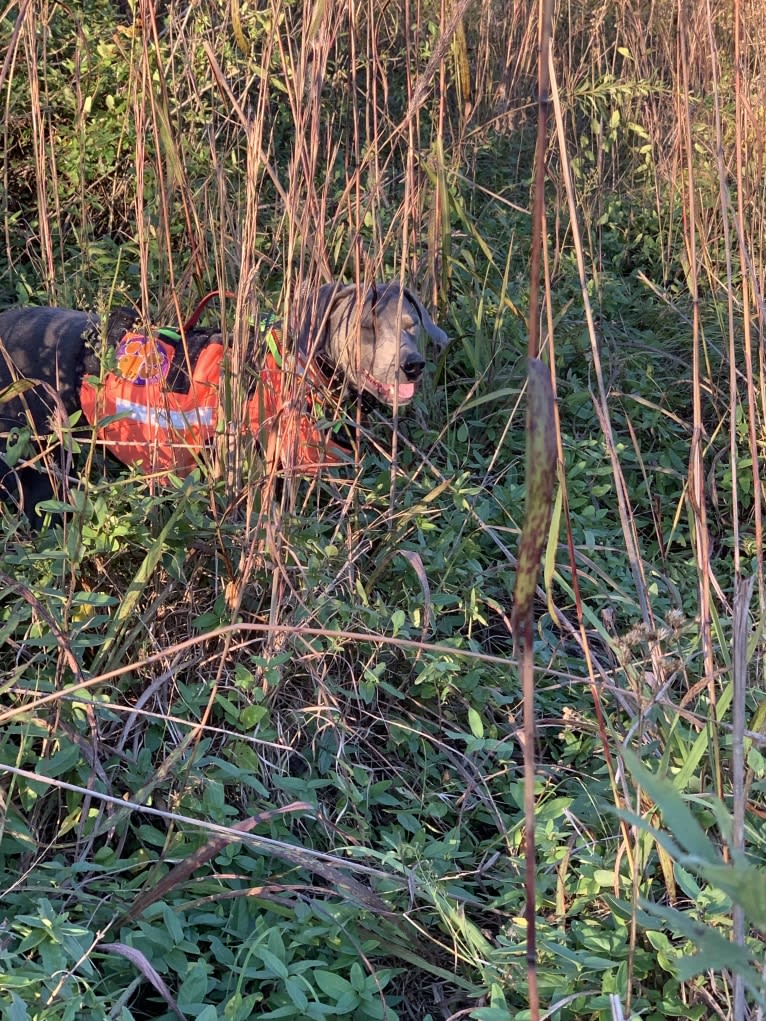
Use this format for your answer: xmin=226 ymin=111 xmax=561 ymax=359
xmin=2 ymin=0 xmax=766 ymax=1018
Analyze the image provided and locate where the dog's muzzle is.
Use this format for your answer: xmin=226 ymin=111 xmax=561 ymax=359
xmin=402 ymin=354 xmax=426 ymax=382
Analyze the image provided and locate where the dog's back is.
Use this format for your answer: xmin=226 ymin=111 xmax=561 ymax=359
xmin=0 ymin=307 xmax=100 ymax=430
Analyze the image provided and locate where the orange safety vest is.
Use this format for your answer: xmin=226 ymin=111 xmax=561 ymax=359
xmin=79 ymin=324 xmax=351 ymax=476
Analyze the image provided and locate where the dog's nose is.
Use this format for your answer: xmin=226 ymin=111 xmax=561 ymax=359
xmin=402 ymin=354 xmax=425 ymax=381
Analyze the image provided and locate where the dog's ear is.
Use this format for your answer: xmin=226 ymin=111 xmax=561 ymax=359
xmin=403 ymin=289 xmax=449 ymax=351
xmin=296 ymin=283 xmax=354 ymax=355
xmin=106 ymin=307 xmax=140 ymax=346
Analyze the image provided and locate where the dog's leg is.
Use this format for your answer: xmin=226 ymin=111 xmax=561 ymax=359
xmin=0 ymin=457 xmax=54 ymax=529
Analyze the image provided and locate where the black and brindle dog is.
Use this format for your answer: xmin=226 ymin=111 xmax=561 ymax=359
xmin=0 ymin=283 xmax=447 ymax=524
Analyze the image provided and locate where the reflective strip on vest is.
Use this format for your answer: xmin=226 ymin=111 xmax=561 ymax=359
xmin=115 ymin=398 xmax=216 ymax=431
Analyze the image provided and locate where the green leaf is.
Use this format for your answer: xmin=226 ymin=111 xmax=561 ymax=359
xmin=5 ymin=993 xmax=29 ymax=1021
xmin=0 ymin=380 xmax=37 ymax=405
xmin=255 ymin=946 xmax=289 ymax=980
xmin=35 ymin=743 xmax=82 ymax=779
xmin=640 ymin=899 xmax=759 ymax=982
xmin=696 ymin=860 xmax=766 ymax=929
xmin=285 ymin=978 xmax=309 ymax=1011
xmin=267 ymin=926 xmax=286 ymax=960
xmin=335 ymin=989 xmax=360 ymax=1013
xmin=349 ymin=962 xmax=366 ymax=993
xmin=314 ymin=969 xmax=353 ymax=1000
xmin=467 ymin=707 xmax=484 ymax=739
xmin=240 ymin=705 xmax=269 ymax=728
xmin=390 ymin=608 xmax=406 ymax=636
xmin=177 ymin=960 xmax=210 ymax=1005
xmin=162 ymin=903 xmax=185 ymax=944
xmin=620 ymin=747 xmax=720 ymax=864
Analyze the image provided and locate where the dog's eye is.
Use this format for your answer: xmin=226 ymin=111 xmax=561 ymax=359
xmin=400 ymin=315 xmax=417 ymax=331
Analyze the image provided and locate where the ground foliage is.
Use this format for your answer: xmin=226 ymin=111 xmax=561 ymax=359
xmin=2 ymin=0 xmax=766 ymax=1019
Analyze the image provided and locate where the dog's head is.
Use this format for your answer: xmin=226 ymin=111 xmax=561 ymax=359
xmin=297 ymin=282 xmax=447 ymax=406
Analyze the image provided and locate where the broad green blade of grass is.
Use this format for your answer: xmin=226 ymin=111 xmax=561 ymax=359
xmin=621 ymin=747 xmax=721 ymax=864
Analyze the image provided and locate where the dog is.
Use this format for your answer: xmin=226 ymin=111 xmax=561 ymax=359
xmin=0 ymin=282 xmax=447 ymax=524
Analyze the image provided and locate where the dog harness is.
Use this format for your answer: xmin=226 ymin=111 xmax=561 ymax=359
xmin=79 ymin=305 xmax=351 ymax=476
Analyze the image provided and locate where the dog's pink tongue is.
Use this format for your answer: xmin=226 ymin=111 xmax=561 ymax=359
xmin=397 ymin=381 xmax=416 ymax=402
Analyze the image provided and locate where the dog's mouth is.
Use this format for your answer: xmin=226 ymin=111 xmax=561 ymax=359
xmin=360 ymin=371 xmax=417 ymax=405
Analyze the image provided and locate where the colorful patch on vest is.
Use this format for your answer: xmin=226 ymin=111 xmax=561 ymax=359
xmin=115 ymin=331 xmax=171 ymax=386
